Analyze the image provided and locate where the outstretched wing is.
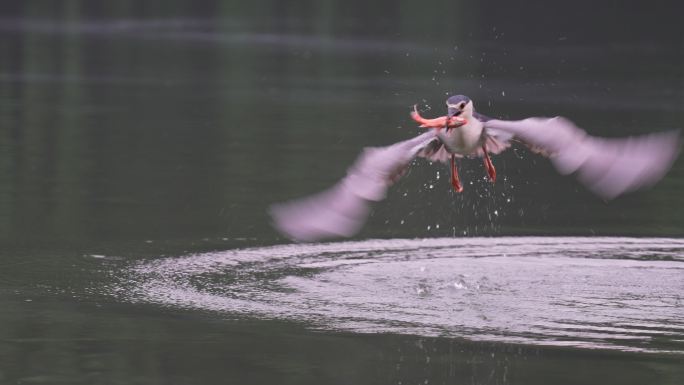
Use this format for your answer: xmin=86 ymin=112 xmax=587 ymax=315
xmin=270 ymin=131 xmax=440 ymax=242
xmin=485 ymin=117 xmax=680 ymax=199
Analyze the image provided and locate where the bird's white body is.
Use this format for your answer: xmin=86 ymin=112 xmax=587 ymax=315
xmin=438 ymin=119 xmax=484 ymax=155
xmin=438 ymin=99 xmax=484 ymax=155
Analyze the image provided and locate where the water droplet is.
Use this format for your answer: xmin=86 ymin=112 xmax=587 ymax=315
xmin=452 ymin=279 xmax=467 ymax=290
xmin=415 ymin=283 xmax=430 ymax=296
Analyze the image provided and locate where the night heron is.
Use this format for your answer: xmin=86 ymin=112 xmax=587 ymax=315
xmin=270 ymin=95 xmax=680 ymax=242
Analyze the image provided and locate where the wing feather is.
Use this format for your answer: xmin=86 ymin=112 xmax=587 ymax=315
xmin=485 ymin=117 xmax=680 ymax=199
xmin=270 ymin=131 xmax=439 ymax=242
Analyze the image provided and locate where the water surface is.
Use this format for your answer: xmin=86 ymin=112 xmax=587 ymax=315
xmin=120 ymin=237 xmax=684 ymax=354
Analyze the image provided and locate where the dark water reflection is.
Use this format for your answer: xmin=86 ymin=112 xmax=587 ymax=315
xmin=0 ymin=1 xmax=682 ymax=384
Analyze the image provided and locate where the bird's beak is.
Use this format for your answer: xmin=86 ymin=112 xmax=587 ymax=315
xmin=447 ymin=107 xmax=463 ymax=118
xmin=446 ymin=107 xmax=461 ymax=129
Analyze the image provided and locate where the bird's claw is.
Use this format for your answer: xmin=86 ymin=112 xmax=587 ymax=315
xmin=480 ymin=144 xmax=497 ymax=183
xmin=450 ymin=154 xmax=464 ymax=192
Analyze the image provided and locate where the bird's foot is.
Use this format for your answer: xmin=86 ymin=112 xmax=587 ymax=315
xmin=482 ymin=145 xmax=496 ymax=183
xmin=450 ymin=154 xmax=464 ymax=192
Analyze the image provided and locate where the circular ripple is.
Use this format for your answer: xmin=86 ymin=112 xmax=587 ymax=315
xmin=117 ymin=237 xmax=684 ymax=354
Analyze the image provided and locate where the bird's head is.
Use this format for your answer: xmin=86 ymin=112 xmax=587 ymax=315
xmin=446 ymin=95 xmax=473 ymax=121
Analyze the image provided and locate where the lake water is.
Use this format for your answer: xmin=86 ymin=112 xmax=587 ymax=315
xmin=0 ymin=2 xmax=682 ymax=384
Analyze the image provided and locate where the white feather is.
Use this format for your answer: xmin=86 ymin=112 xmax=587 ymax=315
xmin=270 ymin=131 xmax=439 ymax=242
xmin=485 ymin=117 xmax=680 ymax=199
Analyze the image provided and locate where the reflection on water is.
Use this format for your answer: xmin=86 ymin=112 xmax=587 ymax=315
xmin=119 ymin=237 xmax=684 ymax=354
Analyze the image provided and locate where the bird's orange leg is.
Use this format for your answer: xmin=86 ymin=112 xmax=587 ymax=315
xmin=450 ymin=154 xmax=464 ymax=192
xmin=482 ymin=144 xmax=496 ymax=183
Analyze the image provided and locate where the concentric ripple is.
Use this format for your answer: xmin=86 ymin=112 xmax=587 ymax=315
xmin=117 ymin=237 xmax=684 ymax=354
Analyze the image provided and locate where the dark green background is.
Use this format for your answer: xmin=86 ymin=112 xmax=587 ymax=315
xmin=0 ymin=1 xmax=682 ymax=384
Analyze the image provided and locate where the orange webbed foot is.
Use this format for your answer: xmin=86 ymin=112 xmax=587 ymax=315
xmin=482 ymin=145 xmax=497 ymax=183
xmin=450 ymin=154 xmax=464 ymax=193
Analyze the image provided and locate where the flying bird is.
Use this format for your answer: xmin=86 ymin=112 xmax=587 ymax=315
xmin=270 ymin=95 xmax=680 ymax=242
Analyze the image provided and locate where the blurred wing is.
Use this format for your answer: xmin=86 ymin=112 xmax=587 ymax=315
xmin=270 ymin=131 xmax=439 ymax=242
xmin=485 ymin=117 xmax=680 ymax=199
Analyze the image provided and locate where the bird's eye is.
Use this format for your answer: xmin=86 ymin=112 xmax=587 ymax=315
xmin=459 ymin=103 xmax=466 ymax=109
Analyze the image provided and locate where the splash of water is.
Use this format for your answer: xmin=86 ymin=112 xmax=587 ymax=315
xmin=116 ymin=237 xmax=684 ymax=354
